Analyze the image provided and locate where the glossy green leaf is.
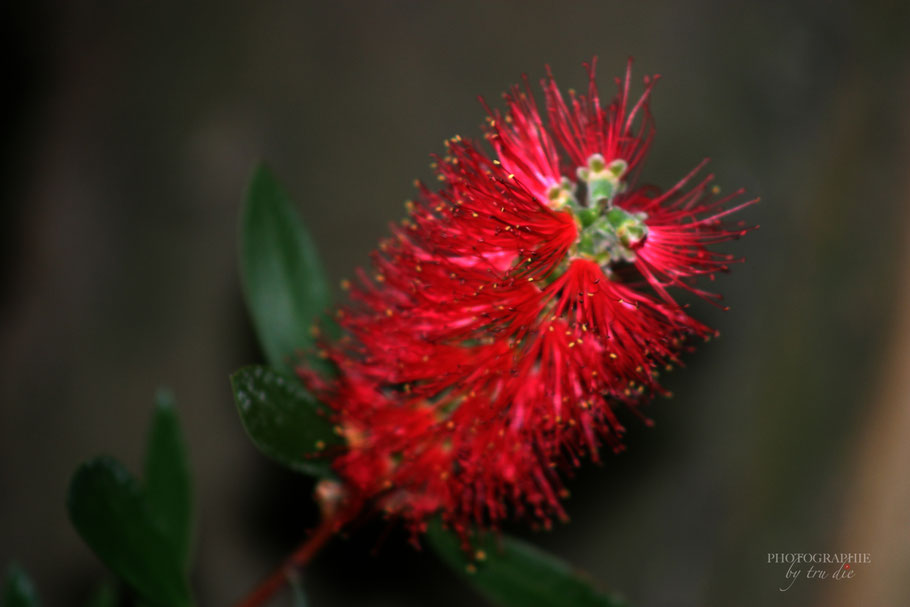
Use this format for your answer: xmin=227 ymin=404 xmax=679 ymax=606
xmin=3 ymin=564 xmax=39 ymax=607
xmin=144 ymin=389 xmax=193 ymax=569
xmin=66 ymin=458 xmax=193 ymax=607
xmin=240 ymin=165 xmax=332 ymax=374
xmin=231 ymin=365 xmax=341 ymax=477
xmin=426 ymin=522 xmax=629 ymax=607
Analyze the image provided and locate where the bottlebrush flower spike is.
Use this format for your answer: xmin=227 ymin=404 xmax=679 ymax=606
xmin=300 ymin=58 xmax=756 ymax=541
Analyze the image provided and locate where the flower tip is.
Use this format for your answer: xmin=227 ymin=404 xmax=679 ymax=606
xmin=308 ymin=57 xmax=756 ymax=536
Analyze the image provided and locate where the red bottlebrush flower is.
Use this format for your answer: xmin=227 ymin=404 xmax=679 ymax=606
xmin=301 ymin=58 xmax=756 ymax=539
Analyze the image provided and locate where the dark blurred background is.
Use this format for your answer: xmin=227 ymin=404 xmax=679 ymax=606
xmin=2 ymin=1 xmax=909 ymax=606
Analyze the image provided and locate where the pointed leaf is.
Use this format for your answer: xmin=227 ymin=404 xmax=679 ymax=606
xmin=3 ymin=564 xmax=39 ymax=607
xmin=240 ymin=165 xmax=331 ymax=374
xmin=144 ymin=389 xmax=193 ymax=569
xmin=67 ymin=457 xmax=193 ymax=607
xmin=426 ymin=522 xmax=629 ymax=607
xmin=231 ymin=365 xmax=341 ymax=477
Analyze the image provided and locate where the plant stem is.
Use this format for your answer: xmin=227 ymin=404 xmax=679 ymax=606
xmin=235 ymin=502 xmax=358 ymax=607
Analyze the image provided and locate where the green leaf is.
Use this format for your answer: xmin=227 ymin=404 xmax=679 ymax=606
xmin=240 ymin=165 xmax=332 ymax=374
xmin=3 ymin=563 xmax=39 ymax=607
xmin=231 ymin=365 xmax=341 ymax=477
xmin=426 ymin=522 xmax=629 ymax=607
xmin=67 ymin=458 xmax=193 ymax=607
xmin=144 ymin=389 xmax=193 ymax=569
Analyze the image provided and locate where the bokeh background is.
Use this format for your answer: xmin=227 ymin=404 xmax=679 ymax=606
xmin=3 ymin=1 xmax=909 ymax=605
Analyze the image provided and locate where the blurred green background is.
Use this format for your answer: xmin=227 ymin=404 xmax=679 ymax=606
xmin=2 ymin=1 xmax=909 ymax=605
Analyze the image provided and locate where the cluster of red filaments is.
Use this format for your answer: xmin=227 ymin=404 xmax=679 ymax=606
xmin=301 ymin=58 xmax=756 ymax=541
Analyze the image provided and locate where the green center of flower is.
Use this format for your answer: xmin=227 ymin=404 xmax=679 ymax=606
xmin=550 ymin=154 xmax=649 ymax=265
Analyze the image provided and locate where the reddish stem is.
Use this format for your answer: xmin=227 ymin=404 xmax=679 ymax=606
xmin=235 ymin=502 xmax=359 ymax=607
